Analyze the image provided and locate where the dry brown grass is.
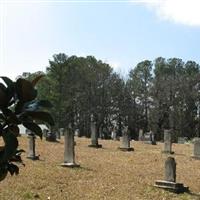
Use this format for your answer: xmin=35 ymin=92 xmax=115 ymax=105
xmin=0 ymin=136 xmax=200 ymax=200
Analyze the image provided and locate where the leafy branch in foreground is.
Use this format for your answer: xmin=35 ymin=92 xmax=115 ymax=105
xmin=0 ymin=76 xmax=54 ymax=181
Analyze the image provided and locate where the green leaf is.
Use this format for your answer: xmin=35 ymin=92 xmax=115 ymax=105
xmin=8 ymin=125 xmax=20 ymax=137
xmin=0 ymin=83 xmax=8 ymax=108
xmin=15 ymin=101 xmax=24 ymax=114
xmin=9 ymin=154 xmax=23 ymax=163
xmin=0 ymin=77 xmax=14 ymax=89
xmin=0 ymin=113 xmax=5 ymax=120
xmin=0 ymin=165 xmax=8 ymax=181
xmin=32 ymin=75 xmax=44 ymax=87
xmin=15 ymin=78 xmax=37 ymax=102
xmin=7 ymin=163 xmax=19 ymax=176
xmin=23 ymin=100 xmax=53 ymax=112
xmin=16 ymin=149 xmax=25 ymax=155
xmin=25 ymin=111 xmax=54 ymax=126
xmin=23 ymin=122 xmax=43 ymax=139
xmin=0 ymin=77 xmax=15 ymax=102
xmin=3 ymin=109 xmax=20 ymax=124
xmin=1 ymin=130 xmax=18 ymax=163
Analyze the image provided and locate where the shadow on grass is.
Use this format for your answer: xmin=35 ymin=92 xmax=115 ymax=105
xmin=58 ymin=164 xmax=94 ymax=172
xmin=185 ymin=191 xmax=200 ymax=198
xmin=74 ymin=166 xmax=94 ymax=172
xmin=46 ymin=140 xmax=61 ymax=143
xmin=153 ymin=186 xmax=200 ymax=198
xmin=174 ymin=153 xmax=187 ymax=156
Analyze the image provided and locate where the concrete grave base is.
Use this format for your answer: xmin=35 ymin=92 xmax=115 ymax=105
xmin=61 ymin=163 xmax=80 ymax=168
xmin=88 ymin=144 xmax=102 ymax=148
xmin=162 ymin=151 xmax=174 ymax=154
xmin=144 ymin=141 xmax=152 ymax=144
xmin=118 ymin=147 xmax=134 ymax=151
xmin=152 ymin=141 xmax=157 ymax=145
xmin=191 ymin=155 xmax=200 ymax=160
xmin=154 ymin=180 xmax=189 ymax=194
xmin=144 ymin=141 xmax=157 ymax=145
xmin=27 ymin=155 xmax=40 ymax=160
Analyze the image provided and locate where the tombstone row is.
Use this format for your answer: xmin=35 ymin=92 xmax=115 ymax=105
xmin=27 ymin=127 xmax=200 ymax=163
xmin=138 ymin=129 xmax=156 ymax=145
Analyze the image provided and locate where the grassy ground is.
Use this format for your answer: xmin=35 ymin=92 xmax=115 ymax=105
xmin=0 ymin=136 xmax=200 ymax=200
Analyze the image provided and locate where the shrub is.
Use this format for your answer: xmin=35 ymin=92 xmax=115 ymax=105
xmin=0 ymin=76 xmax=54 ymax=181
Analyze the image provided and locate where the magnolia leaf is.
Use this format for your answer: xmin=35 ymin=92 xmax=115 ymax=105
xmin=16 ymin=78 xmax=37 ymax=102
xmin=0 ymin=165 xmax=8 ymax=181
xmin=8 ymin=125 xmax=20 ymax=137
xmin=25 ymin=111 xmax=54 ymax=126
xmin=1 ymin=130 xmax=18 ymax=163
xmin=15 ymin=101 xmax=24 ymax=114
xmin=1 ymin=77 xmax=15 ymax=103
xmin=0 ymin=114 xmax=5 ymax=120
xmin=16 ymin=149 xmax=25 ymax=155
xmin=9 ymin=155 xmax=23 ymax=163
xmin=0 ymin=77 xmax=14 ymax=89
xmin=7 ymin=163 xmax=19 ymax=176
xmin=3 ymin=109 xmax=20 ymax=124
xmin=23 ymin=100 xmax=53 ymax=112
xmin=0 ymin=75 xmax=54 ymax=181
xmin=32 ymin=75 xmax=44 ymax=87
xmin=23 ymin=122 xmax=43 ymax=139
xmin=0 ymin=83 xmax=8 ymax=108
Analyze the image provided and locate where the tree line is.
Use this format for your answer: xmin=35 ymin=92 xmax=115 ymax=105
xmin=19 ymin=54 xmax=200 ymax=141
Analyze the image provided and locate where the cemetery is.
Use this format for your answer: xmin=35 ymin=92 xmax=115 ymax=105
xmin=0 ymin=133 xmax=200 ymax=199
xmin=1 ymin=59 xmax=200 ymax=200
xmin=1 ymin=67 xmax=200 ymax=200
xmin=1 ymin=3 xmax=200 ymax=199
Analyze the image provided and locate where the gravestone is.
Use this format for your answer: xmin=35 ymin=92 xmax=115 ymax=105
xmin=88 ymin=121 xmax=102 ymax=148
xmin=46 ymin=132 xmax=57 ymax=142
xmin=59 ymin=128 xmax=65 ymax=136
xmin=151 ymin=132 xmax=156 ymax=145
xmin=162 ymin=129 xmax=174 ymax=154
xmin=56 ymin=130 xmax=61 ymax=139
xmin=191 ymin=138 xmax=200 ymax=160
xmin=165 ymin=157 xmax=176 ymax=182
xmin=138 ymin=129 xmax=144 ymax=141
xmin=119 ymin=127 xmax=134 ymax=151
xmin=154 ymin=157 xmax=188 ymax=193
xmin=61 ymin=128 xmax=80 ymax=167
xmin=178 ymin=137 xmax=188 ymax=144
xmin=27 ymin=134 xmax=39 ymax=160
xmin=143 ymin=131 xmax=156 ymax=145
xmin=111 ymin=127 xmax=117 ymax=141
xmin=74 ymin=129 xmax=80 ymax=137
xmin=42 ymin=129 xmax=48 ymax=138
xmin=26 ymin=128 xmax=32 ymax=135
xmin=143 ymin=133 xmax=151 ymax=144
xmin=111 ymin=130 xmax=117 ymax=140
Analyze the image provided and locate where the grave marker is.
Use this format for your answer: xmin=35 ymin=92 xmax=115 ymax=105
xmin=154 ymin=157 xmax=189 ymax=193
xmin=177 ymin=137 xmax=188 ymax=144
xmin=88 ymin=121 xmax=102 ymax=148
xmin=162 ymin=129 xmax=174 ymax=154
xmin=191 ymin=138 xmax=200 ymax=160
xmin=119 ymin=127 xmax=134 ymax=151
xmin=138 ymin=129 xmax=144 ymax=141
xmin=143 ymin=130 xmax=156 ymax=145
xmin=61 ymin=128 xmax=80 ymax=167
xmin=27 ymin=134 xmax=39 ymax=160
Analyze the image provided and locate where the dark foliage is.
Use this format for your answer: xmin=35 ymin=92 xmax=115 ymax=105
xmin=0 ymin=76 xmax=54 ymax=181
